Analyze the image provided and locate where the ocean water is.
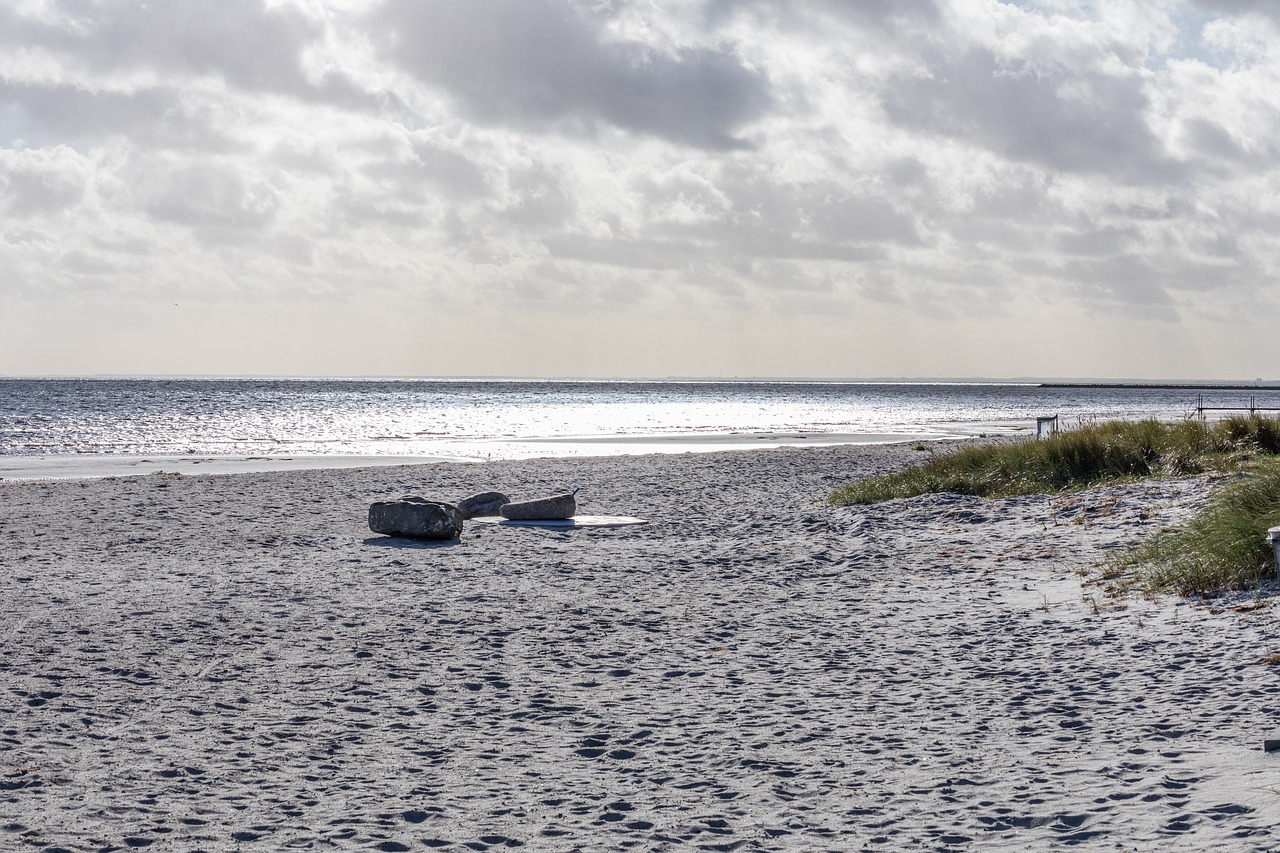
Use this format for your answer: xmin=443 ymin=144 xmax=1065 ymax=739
xmin=0 ymin=378 xmax=1261 ymax=463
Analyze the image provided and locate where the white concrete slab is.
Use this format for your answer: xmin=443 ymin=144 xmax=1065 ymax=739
xmin=471 ymin=515 xmax=648 ymax=529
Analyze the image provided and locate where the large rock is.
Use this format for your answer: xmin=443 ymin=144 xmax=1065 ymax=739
xmin=499 ymin=493 xmax=576 ymax=521
xmin=369 ymin=496 xmax=463 ymax=540
xmin=456 ymin=491 xmax=510 ymax=519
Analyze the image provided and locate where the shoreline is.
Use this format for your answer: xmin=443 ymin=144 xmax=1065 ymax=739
xmin=2 ymin=443 xmax=1278 ymax=850
xmin=0 ymin=429 xmax=994 ymax=482
xmin=0 ymin=453 xmax=472 ymax=482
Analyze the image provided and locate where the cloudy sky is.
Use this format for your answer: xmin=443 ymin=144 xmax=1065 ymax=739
xmin=2 ymin=0 xmax=1278 ymax=379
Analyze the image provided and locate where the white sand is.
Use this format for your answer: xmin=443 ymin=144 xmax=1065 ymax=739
xmin=2 ymin=444 xmax=1279 ymax=851
xmin=0 ymin=430 xmax=960 ymax=481
xmin=0 ymin=454 xmax=470 ymax=482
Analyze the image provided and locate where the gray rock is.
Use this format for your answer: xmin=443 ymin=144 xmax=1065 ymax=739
xmin=369 ymin=496 xmax=463 ymax=540
xmin=499 ymin=493 xmax=577 ymax=521
xmin=456 ymin=491 xmax=510 ymax=519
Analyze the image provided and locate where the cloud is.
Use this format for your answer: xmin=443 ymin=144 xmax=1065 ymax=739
xmin=0 ymin=0 xmax=379 ymax=126
xmin=360 ymin=136 xmax=491 ymax=200
xmin=807 ymin=0 xmax=940 ymax=27
xmin=2 ymin=0 xmax=332 ymax=95
xmin=0 ymin=145 xmax=90 ymax=215
xmin=1056 ymin=225 xmax=1141 ymax=258
xmin=1189 ymin=0 xmax=1280 ymax=26
xmin=370 ymin=0 xmax=772 ymax=150
xmin=3 ymin=0 xmax=1280 ymax=377
xmin=884 ymin=47 xmax=1179 ymax=181
xmin=0 ymin=80 xmax=243 ymax=153
xmin=132 ymin=156 xmax=280 ymax=237
xmin=706 ymin=0 xmax=940 ymax=33
xmin=1180 ymin=116 xmax=1249 ymax=162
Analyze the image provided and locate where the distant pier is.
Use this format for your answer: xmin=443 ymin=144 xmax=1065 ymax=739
xmin=1038 ymin=383 xmax=1280 ymax=417
xmin=1040 ymin=383 xmax=1280 ymax=391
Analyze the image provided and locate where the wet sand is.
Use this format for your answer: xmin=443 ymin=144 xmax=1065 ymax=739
xmin=2 ymin=443 xmax=1279 ymax=851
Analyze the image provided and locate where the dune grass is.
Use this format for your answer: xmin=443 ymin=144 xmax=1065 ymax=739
xmin=829 ymin=415 xmax=1280 ymax=505
xmin=829 ymin=414 xmax=1280 ymax=595
xmin=1101 ymin=461 xmax=1280 ymax=595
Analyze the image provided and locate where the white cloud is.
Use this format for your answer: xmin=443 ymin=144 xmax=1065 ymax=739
xmin=0 ymin=143 xmax=90 ymax=214
xmin=1 ymin=0 xmax=1280 ymax=378
xmin=369 ymin=0 xmax=771 ymax=150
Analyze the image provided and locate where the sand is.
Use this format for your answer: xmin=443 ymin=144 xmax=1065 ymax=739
xmin=2 ymin=443 xmax=1280 ymax=851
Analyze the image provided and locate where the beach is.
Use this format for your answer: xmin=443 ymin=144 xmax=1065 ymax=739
xmin=2 ymin=442 xmax=1279 ymax=851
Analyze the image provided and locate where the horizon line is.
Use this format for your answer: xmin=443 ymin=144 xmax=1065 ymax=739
xmin=3 ymin=374 xmax=1280 ymax=386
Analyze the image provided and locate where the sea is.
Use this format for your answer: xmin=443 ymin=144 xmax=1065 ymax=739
xmin=2 ymin=378 xmax=1272 ymax=469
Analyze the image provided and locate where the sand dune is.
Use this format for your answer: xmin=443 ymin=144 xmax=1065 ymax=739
xmin=2 ymin=444 xmax=1279 ymax=851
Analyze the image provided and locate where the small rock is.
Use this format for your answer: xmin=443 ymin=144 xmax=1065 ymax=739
xmin=499 ymin=493 xmax=576 ymax=521
xmin=456 ymin=491 xmax=510 ymax=519
xmin=369 ymin=496 xmax=463 ymax=540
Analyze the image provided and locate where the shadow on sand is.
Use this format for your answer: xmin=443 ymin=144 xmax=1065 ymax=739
xmin=362 ymin=536 xmax=462 ymax=550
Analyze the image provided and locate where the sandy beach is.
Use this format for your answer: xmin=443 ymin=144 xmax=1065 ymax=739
xmin=3 ymin=442 xmax=1280 ymax=851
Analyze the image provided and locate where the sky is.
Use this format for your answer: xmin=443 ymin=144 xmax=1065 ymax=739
xmin=1 ymin=0 xmax=1279 ymax=379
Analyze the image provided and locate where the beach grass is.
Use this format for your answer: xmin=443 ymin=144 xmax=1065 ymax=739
xmin=829 ymin=415 xmax=1280 ymax=505
xmin=1100 ymin=461 xmax=1280 ymax=595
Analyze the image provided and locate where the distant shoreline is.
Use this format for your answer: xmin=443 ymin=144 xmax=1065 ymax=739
xmin=1040 ymin=383 xmax=1280 ymax=391
xmin=4 ymin=376 xmax=1279 ymax=387
xmin=0 ymin=431 xmax=968 ymax=481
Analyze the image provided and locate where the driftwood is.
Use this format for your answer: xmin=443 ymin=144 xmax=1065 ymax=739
xmin=456 ymin=491 xmax=510 ymax=519
xmin=499 ymin=493 xmax=577 ymax=521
